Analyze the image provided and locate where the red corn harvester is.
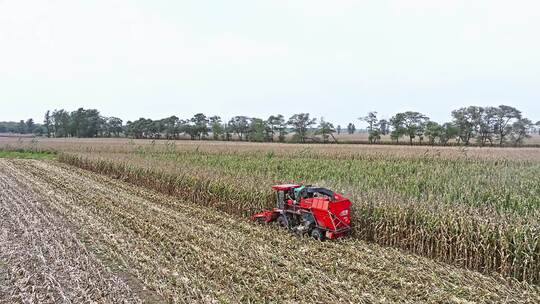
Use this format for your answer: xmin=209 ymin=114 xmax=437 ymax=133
xmin=251 ymin=184 xmax=352 ymax=240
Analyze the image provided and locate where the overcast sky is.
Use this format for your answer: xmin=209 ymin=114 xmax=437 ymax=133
xmin=1 ymin=0 xmax=539 ymax=126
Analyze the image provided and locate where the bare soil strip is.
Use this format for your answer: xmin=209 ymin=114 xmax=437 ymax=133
xmin=1 ymin=159 xmax=539 ymax=303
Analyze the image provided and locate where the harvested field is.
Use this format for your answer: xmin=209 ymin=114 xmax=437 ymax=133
xmin=0 ymin=160 xmax=139 ymax=303
xmin=3 ymin=137 xmax=540 ymax=161
xmin=1 ymin=158 xmax=539 ymax=303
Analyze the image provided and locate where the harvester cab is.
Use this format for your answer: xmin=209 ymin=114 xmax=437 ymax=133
xmin=252 ymin=184 xmax=352 ymax=240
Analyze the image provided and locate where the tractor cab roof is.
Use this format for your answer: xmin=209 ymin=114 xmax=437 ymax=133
xmin=272 ymin=184 xmax=301 ymax=191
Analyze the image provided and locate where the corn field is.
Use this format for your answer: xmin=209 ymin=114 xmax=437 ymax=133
xmin=1 ymin=158 xmax=539 ymax=303
xmin=2 ymin=137 xmax=540 ymax=286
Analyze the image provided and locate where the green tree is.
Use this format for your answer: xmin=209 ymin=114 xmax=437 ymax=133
xmin=126 ymin=118 xmax=152 ymax=139
xmin=509 ymin=118 xmax=534 ymax=146
xmin=439 ymin=122 xmax=459 ymax=145
xmin=85 ymin=109 xmax=102 ymax=138
xmin=209 ymin=116 xmax=223 ymax=140
xmin=276 ymin=116 xmax=288 ymax=142
xmin=493 ymin=105 xmax=521 ymax=146
xmin=476 ymin=107 xmax=497 ymax=146
xmin=25 ymin=118 xmax=35 ymax=133
xmin=451 ymin=106 xmax=482 ymax=145
xmin=152 ymin=119 xmax=165 ymax=139
xmin=368 ymin=129 xmax=381 ymax=143
xmin=315 ymin=118 xmax=336 ymax=143
xmin=360 ymin=112 xmax=380 ymax=143
xmin=17 ymin=120 xmax=26 ymax=134
xmin=228 ymin=116 xmax=250 ymax=141
xmin=33 ymin=126 xmax=45 ymax=136
xmin=190 ymin=113 xmax=209 ymax=140
xmin=68 ymin=108 xmax=101 ymax=138
xmin=424 ymin=121 xmax=442 ymax=145
xmin=51 ymin=109 xmax=70 ymax=137
xmin=158 ymin=116 xmax=178 ymax=139
xmin=223 ymin=123 xmax=232 ymax=141
xmin=247 ymin=118 xmax=267 ymax=142
xmin=44 ymin=110 xmax=52 ymax=137
xmin=288 ymin=113 xmax=316 ymax=143
xmin=379 ymin=119 xmax=389 ymax=135
xmin=181 ymin=123 xmax=199 ymax=140
xmin=346 ymin=123 xmax=355 ymax=134
xmin=106 ymin=117 xmax=124 ymax=137
xmin=267 ymin=115 xmax=286 ymax=142
xmin=69 ymin=108 xmax=83 ymax=137
xmin=404 ymin=112 xmax=428 ymax=145
xmin=389 ymin=113 xmax=406 ymax=143
xmin=360 ymin=112 xmax=378 ymax=132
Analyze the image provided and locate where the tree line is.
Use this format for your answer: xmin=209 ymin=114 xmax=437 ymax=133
xmin=40 ymin=109 xmax=123 ymax=138
xmin=0 ymin=119 xmax=39 ymax=135
xmin=359 ymin=105 xmax=539 ymax=146
xmin=3 ymin=105 xmax=539 ymax=146
xmin=123 ymin=113 xmax=327 ymax=143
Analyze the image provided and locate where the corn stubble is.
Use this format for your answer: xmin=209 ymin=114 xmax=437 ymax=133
xmin=0 ymin=160 xmax=140 ymax=303
xmin=1 ymin=159 xmax=539 ymax=303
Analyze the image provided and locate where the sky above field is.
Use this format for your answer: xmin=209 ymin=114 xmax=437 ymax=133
xmin=1 ymin=0 xmax=539 ymax=126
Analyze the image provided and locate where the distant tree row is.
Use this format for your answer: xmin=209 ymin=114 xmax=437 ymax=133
xmin=359 ymin=105 xmax=539 ymax=146
xmin=40 ymin=108 xmax=123 ymax=138
xmin=125 ymin=113 xmax=333 ymax=143
xmin=0 ymin=119 xmax=40 ymax=135
xmin=33 ymin=110 xmax=338 ymax=143
xmin=3 ymin=105 xmax=539 ymax=146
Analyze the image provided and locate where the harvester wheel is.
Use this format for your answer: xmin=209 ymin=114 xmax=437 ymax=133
xmin=277 ymin=215 xmax=288 ymax=228
xmin=311 ymin=228 xmax=325 ymax=241
xmin=255 ymin=217 xmax=266 ymax=225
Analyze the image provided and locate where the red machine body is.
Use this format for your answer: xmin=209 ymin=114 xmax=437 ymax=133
xmin=252 ymin=184 xmax=352 ymax=240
